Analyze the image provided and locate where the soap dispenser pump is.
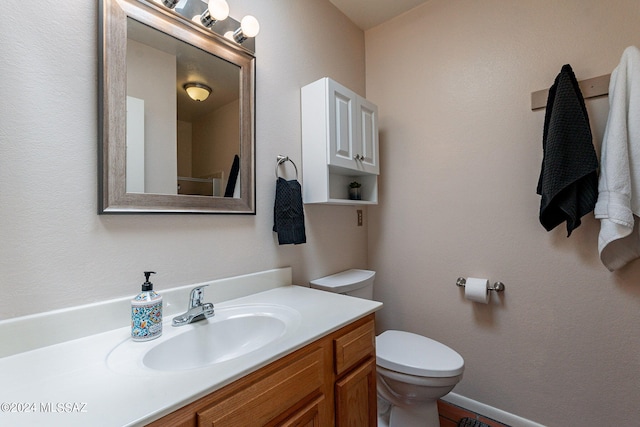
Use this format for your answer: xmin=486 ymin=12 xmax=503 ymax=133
xmin=131 ymin=271 xmax=163 ymax=342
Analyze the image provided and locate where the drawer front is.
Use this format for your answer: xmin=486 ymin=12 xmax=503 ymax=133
xmin=334 ymin=319 xmax=375 ymax=376
xmin=198 ymin=348 xmax=324 ymax=426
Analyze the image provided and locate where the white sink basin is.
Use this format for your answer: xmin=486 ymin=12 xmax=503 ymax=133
xmin=107 ymin=303 xmax=301 ymax=373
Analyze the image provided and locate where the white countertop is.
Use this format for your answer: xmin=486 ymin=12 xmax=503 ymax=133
xmin=0 ymin=285 xmax=382 ymax=426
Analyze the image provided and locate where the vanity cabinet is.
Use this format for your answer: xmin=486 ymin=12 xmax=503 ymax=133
xmin=334 ymin=320 xmax=378 ymax=426
xmin=301 ymin=77 xmax=379 ymax=205
xmin=146 ymin=314 xmax=376 ymax=427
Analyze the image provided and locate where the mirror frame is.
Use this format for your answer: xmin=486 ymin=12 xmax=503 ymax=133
xmin=98 ymin=0 xmax=256 ymax=214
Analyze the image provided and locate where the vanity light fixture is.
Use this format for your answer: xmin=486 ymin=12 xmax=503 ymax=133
xmin=200 ymin=0 xmax=229 ymax=28
xmin=233 ymin=15 xmax=260 ymax=44
xmin=184 ymin=83 xmax=212 ymax=102
xmin=150 ymin=0 xmax=257 ymax=53
xmin=161 ymin=0 xmax=179 ymax=9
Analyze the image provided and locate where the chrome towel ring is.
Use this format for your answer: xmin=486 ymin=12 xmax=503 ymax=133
xmin=275 ymin=155 xmax=299 ymax=180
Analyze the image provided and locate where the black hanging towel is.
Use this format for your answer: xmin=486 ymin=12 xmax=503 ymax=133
xmin=536 ymin=64 xmax=599 ymax=236
xmin=273 ymin=178 xmax=306 ymax=245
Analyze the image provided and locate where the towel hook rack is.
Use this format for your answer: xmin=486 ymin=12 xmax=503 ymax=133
xmin=275 ymin=155 xmax=298 ymax=180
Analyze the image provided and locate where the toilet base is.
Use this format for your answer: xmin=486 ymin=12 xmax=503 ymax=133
xmin=377 ymin=395 xmax=440 ymax=427
xmin=377 ymin=396 xmax=391 ymax=427
xmin=391 ymin=400 xmax=439 ymax=427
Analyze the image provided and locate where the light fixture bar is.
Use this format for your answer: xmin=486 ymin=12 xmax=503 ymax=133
xmin=162 ymin=0 xmax=179 ymax=9
xmin=200 ymin=10 xmax=217 ymax=28
xmin=149 ymin=0 xmax=256 ymax=53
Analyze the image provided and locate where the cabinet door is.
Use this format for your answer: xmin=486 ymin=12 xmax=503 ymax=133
xmin=326 ymin=79 xmax=379 ymax=175
xmin=327 ymin=79 xmax=357 ymax=171
xmin=335 ymin=357 xmax=377 ymax=427
xmin=356 ymin=98 xmax=379 ymax=174
xmin=197 ymin=348 xmax=325 ymax=426
xmin=278 ymin=395 xmax=324 ymax=427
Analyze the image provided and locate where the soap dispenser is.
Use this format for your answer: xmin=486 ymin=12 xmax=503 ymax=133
xmin=131 ymin=271 xmax=163 ymax=342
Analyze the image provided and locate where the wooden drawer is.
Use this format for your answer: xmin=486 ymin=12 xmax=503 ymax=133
xmin=334 ymin=319 xmax=375 ymax=376
xmin=197 ymin=348 xmax=324 ymax=426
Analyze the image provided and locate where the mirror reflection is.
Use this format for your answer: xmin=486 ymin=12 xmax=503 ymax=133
xmin=126 ymin=18 xmax=241 ymax=198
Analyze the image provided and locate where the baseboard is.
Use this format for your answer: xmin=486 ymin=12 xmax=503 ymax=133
xmin=442 ymin=393 xmax=547 ymax=427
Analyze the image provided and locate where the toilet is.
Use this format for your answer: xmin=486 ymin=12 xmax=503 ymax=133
xmin=310 ymin=269 xmax=464 ymax=427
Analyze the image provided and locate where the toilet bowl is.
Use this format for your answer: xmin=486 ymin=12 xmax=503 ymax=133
xmin=376 ymin=330 xmax=464 ymax=427
xmin=309 ymin=269 xmax=465 ymax=427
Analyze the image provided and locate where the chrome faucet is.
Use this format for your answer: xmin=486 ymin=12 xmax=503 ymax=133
xmin=172 ymin=285 xmax=215 ymax=326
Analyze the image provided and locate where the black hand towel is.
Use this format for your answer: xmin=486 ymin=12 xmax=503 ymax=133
xmin=536 ymin=64 xmax=599 ymax=236
xmin=273 ymin=178 xmax=306 ymax=245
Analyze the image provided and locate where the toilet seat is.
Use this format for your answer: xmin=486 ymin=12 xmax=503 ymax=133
xmin=376 ymin=330 xmax=464 ymax=377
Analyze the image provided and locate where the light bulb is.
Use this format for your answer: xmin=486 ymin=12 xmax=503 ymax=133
xmin=233 ymin=15 xmax=260 ymax=43
xmin=208 ymin=0 xmax=229 ymax=21
xmin=200 ymin=0 xmax=228 ymax=28
xmin=240 ymin=15 xmax=260 ymax=38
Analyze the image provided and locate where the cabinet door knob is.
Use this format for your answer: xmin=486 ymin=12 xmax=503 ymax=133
xmin=354 ymin=154 xmax=362 ymax=161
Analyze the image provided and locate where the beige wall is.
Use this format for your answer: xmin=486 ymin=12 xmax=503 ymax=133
xmin=0 ymin=0 xmax=366 ymax=318
xmin=366 ymin=0 xmax=640 ymax=426
xmin=192 ymin=99 xmax=239 ymax=181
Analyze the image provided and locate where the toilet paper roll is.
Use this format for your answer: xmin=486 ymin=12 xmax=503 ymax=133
xmin=464 ymin=277 xmax=490 ymax=304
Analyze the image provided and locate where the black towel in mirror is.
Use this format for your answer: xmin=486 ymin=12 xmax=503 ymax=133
xmin=224 ymin=155 xmax=240 ymax=197
xmin=273 ymin=178 xmax=306 ymax=245
xmin=536 ymin=64 xmax=599 ymax=236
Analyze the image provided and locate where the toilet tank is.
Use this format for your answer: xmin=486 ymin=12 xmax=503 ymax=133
xmin=309 ymin=269 xmax=375 ymax=300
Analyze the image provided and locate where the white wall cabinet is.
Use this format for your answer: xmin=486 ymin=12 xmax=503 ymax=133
xmin=301 ymin=77 xmax=379 ymax=205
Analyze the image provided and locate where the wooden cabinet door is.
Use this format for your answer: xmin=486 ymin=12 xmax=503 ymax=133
xmin=278 ymin=395 xmax=324 ymax=427
xmin=335 ymin=357 xmax=377 ymax=427
xmin=197 ymin=348 xmax=325 ymax=427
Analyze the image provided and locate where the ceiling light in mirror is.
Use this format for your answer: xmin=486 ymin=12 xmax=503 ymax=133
xmin=184 ymin=82 xmax=212 ymax=102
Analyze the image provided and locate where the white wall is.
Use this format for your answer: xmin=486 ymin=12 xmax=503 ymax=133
xmin=366 ymin=0 xmax=640 ymax=426
xmin=0 ymin=0 xmax=366 ymax=319
xmin=127 ymin=38 xmax=177 ymax=194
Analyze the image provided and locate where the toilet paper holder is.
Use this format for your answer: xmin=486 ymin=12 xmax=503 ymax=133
xmin=456 ymin=277 xmax=505 ymax=292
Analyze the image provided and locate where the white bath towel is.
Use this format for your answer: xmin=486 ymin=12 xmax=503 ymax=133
xmin=594 ymin=46 xmax=640 ymax=271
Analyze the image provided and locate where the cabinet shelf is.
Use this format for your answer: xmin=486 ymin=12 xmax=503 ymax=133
xmin=307 ymin=199 xmax=377 ymax=206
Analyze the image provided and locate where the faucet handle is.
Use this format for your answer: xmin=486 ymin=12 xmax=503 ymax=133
xmin=189 ymin=285 xmax=209 ymax=308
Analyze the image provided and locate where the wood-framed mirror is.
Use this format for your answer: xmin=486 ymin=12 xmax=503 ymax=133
xmin=98 ymin=0 xmax=255 ymax=214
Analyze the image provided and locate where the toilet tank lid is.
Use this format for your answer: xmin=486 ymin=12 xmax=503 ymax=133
xmin=376 ymin=330 xmax=464 ymax=377
xmin=309 ymin=269 xmax=375 ymax=293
